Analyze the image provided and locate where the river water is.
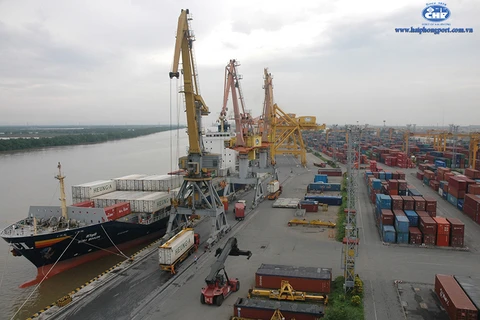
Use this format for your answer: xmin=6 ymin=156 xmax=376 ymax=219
xmin=0 ymin=130 xmax=188 ymax=320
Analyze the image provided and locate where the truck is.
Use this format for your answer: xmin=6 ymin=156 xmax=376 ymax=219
xmin=233 ymin=200 xmax=246 ymax=221
xmin=267 ymin=180 xmax=283 ymax=200
xmin=158 ymin=228 xmax=200 ymax=274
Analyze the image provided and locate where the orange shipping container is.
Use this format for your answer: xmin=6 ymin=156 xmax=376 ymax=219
xmin=433 ymin=217 xmax=451 ymax=236
xmin=436 ymin=234 xmax=449 ymax=247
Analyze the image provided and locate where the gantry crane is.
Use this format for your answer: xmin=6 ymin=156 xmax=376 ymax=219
xmin=221 ymin=60 xmax=277 ymax=208
xmin=263 ymin=69 xmax=326 ymax=167
xmin=166 ymin=9 xmax=230 ymax=248
xmin=200 ymin=237 xmax=252 ymax=306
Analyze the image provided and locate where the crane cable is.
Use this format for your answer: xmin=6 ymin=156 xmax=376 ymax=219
xmin=10 ymin=231 xmax=80 ymax=320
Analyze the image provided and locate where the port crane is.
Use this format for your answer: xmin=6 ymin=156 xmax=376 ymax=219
xmin=221 ymin=59 xmax=276 ymax=208
xmin=166 ymin=9 xmax=229 ymax=248
xmin=262 ymin=69 xmax=326 ymax=167
xmin=200 ymin=237 xmax=252 ymax=306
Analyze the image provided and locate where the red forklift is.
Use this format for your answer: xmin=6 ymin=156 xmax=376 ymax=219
xmin=200 ymin=237 xmax=252 ymax=306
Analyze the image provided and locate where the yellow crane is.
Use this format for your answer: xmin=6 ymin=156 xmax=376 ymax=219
xmin=263 ymin=69 xmax=326 ymax=167
xmin=166 ymin=9 xmax=229 ymax=247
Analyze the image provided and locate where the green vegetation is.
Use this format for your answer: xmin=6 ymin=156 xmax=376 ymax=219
xmin=325 ymin=276 xmax=365 ymax=320
xmin=336 ymin=176 xmax=348 ymax=242
xmin=0 ymin=126 xmax=182 ymax=152
xmin=313 ymin=151 xmax=337 ymax=168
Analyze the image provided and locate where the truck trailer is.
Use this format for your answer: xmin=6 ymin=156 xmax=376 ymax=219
xmin=159 ymin=228 xmax=200 ymax=274
xmin=267 ymin=180 xmax=283 ymax=200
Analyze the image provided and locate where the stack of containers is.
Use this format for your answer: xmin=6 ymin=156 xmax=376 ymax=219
xmin=463 ymin=194 xmax=480 ymax=224
xmin=446 ymin=218 xmax=465 ymax=247
xmin=397 ymin=179 xmax=407 ymax=196
xmin=314 ymin=174 xmax=328 ymax=183
xmin=382 ymin=225 xmax=396 ymax=243
xmin=447 ymin=176 xmax=467 ymax=207
xmin=401 ymin=196 xmax=415 ymax=210
xmin=423 ymin=170 xmax=435 ymax=186
xmin=465 ymin=168 xmax=480 ymax=180
xmin=404 ymin=210 xmax=419 ymax=227
xmin=423 ymin=196 xmax=437 ymax=218
xmin=388 ymin=179 xmax=398 ymax=195
xmin=390 ymin=195 xmax=403 ymax=211
xmin=409 ymin=227 xmax=422 ymax=244
xmin=434 ymin=274 xmax=478 ymax=320
xmin=416 ymin=170 xmax=425 ymax=181
xmin=413 ymin=196 xmax=426 ymax=212
xmin=434 ymin=217 xmax=450 ymax=247
xmin=394 ymin=213 xmax=410 ymax=244
xmin=419 ymin=215 xmax=437 ymax=245
xmin=397 ymin=152 xmax=408 ymax=168
xmin=380 ymin=209 xmax=394 ymax=231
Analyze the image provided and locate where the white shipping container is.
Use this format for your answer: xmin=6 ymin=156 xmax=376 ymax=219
xmin=141 ymin=175 xmax=183 ymax=192
xmin=71 ymin=180 xmax=116 ymax=199
xmin=267 ymin=180 xmax=280 ymax=194
xmin=158 ymin=229 xmax=194 ymax=266
xmin=114 ymin=174 xmax=148 ymax=191
xmin=92 ymin=191 xmax=170 ymax=213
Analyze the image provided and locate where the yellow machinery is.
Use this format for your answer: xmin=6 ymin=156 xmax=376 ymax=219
xmin=287 ymin=219 xmax=336 ymax=228
xmin=231 ymin=309 xmax=294 ymax=320
xmin=248 ymin=280 xmax=328 ymax=304
xmin=263 ymin=69 xmax=326 ymax=167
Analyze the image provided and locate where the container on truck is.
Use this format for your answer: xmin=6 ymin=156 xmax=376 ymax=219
xmin=234 ymin=200 xmax=246 ymax=221
xmin=267 ymin=180 xmax=283 ymax=200
xmin=159 ymin=228 xmax=200 ymax=274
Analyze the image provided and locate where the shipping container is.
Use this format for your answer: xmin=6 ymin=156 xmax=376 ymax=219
xmin=454 ymin=275 xmax=480 ymax=318
xmin=299 ymin=200 xmax=319 ymax=213
xmin=92 ymin=191 xmax=171 ymax=213
xmin=381 ymin=210 xmax=394 ymax=225
xmin=233 ymin=298 xmax=324 ymax=320
xmin=72 ymin=200 xmax=95 ymax=208
xmin=423 ymin=233 xmax=436 ymax=245
xmin=141 ymin=174 xmax=183 ymax=192
xmin=159 ymin=229 xmax=195 ymax=266
xmin=267 ymin=180 xmax=280 ymax=194
xmin=435 ymin=274 xmax=478 ymax=320
xmin=450 ymin=236 xmax=465 ymax=247
xmin=304 ymin=195 xmax=342 ymax=206
xmin=114 ymin=174 xmax=148 ymax=191
xmin=447 ymin=218 xmax=465 ymax=237
xmin=71 ymin=180 xmax=116 ymax=199
xmin=307 ymin=183 xmax=341 ymax=192
xmin=396 ymin=232 xmax=409 ymax=244
xmin=419 ymin=216 xmax=437 ymax=235
xmin=255 ymin=264 xmax=332 ymax=294
xmin=401 ymin=196 xmax=415 ymax=210
xmin=409 ymin=227 xmax=422 ymax=244
xmin=436 ymin=234 xmax=450 ymax=247
xmin=313 ymin=174 xmax=328 ymax=183
xmin=395 ymin=215 xmax=410 ymax=233
xmin=404 ymin=210 xmax=419 ymax=227
xmin=390 ymin=195 xmax=404 ymax=210
xmin=104 ymin=202 xmax=131 ymax=220
xmin=413 ymin=196 xmax=426 ymax=211
xmin=433 ymin=217 xmax=451 ymax=236
xmin=416 ymin=211 xmax=430 ymax=218
xmin=382 ymin=225 xmax=396 ymax=243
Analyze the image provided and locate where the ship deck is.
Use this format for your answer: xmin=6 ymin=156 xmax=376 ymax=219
xmin=33 ymin=154 xmax=480 ymax=320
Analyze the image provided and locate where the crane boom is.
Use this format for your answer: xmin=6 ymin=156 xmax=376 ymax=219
xmin=169 ymin=9 xmax=209 ymax=156
xmin=205 ymin=237 xmax=252 ymax=285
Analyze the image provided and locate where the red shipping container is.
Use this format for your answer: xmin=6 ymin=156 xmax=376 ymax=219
xmin=104 ymin=207 xmax=116 ymax=219
xmin=104 ymin=202 xmax=131 ymax=221
xmin=446 ymin=218 xmax=465 ymax=237
xmin=428 ymin=211 xmax=437 ymax=218
xmin=433 ymin=217 xmax=450 ymax=235
xmin=419 ymin=216 xmax=437 ymax=235
xmin=233 ymin=298 xmax=324 ymax=320
xmin=436 ymin=234 xmax=449 ymax=247
xmin=448 ymin=176 xmax=467 ymax=191
xmin=423 ymin=196 xmax=437 ymax=213
xmin=255 ymin=264 xmax=332 ymax=294
xmin=464 ymin=194 xmax=480 ymax=211
xmin=423 ymin=233 xmax=436 ymax=245
xmin=397 ymin=172 xmax=406 ymax=180
xmin=72 ymin=200 xmax=95 ymax=208
xmin=390 ymin=195 xmax=404 ymax=210
xmin=468 ymin=184 xmax=480 ymax=195
xmin=401 ymin=196 xmax=414 ymax=210
xmin=413 ymin=196 xmax=426 ymax=211
xmin=381 ymin=210 xmax=394 ymax=225
xmin=409 ymin=227 xmax=422 ymax=244
xmin=416 ymin=171 xmax=424 ymax=180
xmin=450 ymin=236 xmax=464 ymax=247
xmin=416 ymin=211 xmax=430 ymax=217
xmin=448 ymin=186 xmax=465 ymax=200
xmin=435 ymin=274 xmax=478 ymax=320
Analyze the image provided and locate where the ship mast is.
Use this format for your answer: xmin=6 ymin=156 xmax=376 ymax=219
xmin=55 ymin=162 xmax=68 ymax=220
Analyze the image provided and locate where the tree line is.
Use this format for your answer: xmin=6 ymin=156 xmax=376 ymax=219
xmin=0 ymin=126 xmax=180 ymax=152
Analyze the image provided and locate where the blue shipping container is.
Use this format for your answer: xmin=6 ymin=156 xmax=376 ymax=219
xmin=376 ymin=194 xmax=392 ymax=209
xmin=385 ymin=172 xmax=393 ymax=180
xmin=408 ymin=188 xmax=422 ymax=197
xmin=395 ymin=216 xmax=410 ymax=233
xmin=379 ymin=172 xmax=386 ymax=180
xmin=382 ymin=225 xmax=396 ymax=243
xmin=307 ymin=183 xmax=341 ymax=192
xmin=372 ymin=179 xmax=382 ymax=190
xmin=304 ymin=195 xmax=343 ymax=206
xmin=423 ymin=177 xmax=430 ymax=186
xmin=447 ymin=193 xmax=458 ymax=207
xmin=396 ymin=232 xmax=409 ymax=244
xmin=457 ymin=199 xmax=464 ymax=211
xmin=314 ymin=174 xmax=328 ymax=183
xmin=403 ymin=210 xmax=419 ymax=227
xmin=442 ymin=191 xmax=447 ymax=200
xmin=434 ymin=160 xmax=446 ymax=168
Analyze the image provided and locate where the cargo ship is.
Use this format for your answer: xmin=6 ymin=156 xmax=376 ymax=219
xmin=0 ymin=125 xmax=239 ymax=288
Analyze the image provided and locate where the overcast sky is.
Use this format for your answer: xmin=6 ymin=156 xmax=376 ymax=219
xmin=0 ymin=0 xmax=479 ymax=127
